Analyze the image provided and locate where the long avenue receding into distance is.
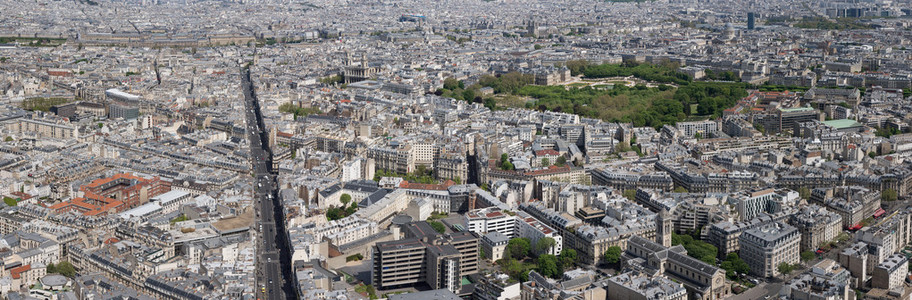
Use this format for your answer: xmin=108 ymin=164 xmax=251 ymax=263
xmin=243 ymin=67 xmax=298 ymax=300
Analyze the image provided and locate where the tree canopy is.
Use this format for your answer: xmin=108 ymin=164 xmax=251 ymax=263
xmin=603 ymin=246 xmax=622 ymax=265
xmin=719 ymin=253 xmax=750 ymax=279
xmin=507 ymin=238 xmax=532 ymax=260
xmin=428 ymin=221 xmax=447 ymax=234
xmin=883 ymin=188 xmax=898 ymax=202
xmin=340 ymin=193 xmax=352 ymax=205
xmin=559 ymin=249 xmax=577 ymax=269
xmin=672 ymin=233 xmax=717 ymax=265
xmin=536 ymin=254 xmax=561 ymax=278
xmin=535 ymin=237 xmax=556 ymax=254
xmin=55 ymin=261 xmax=76 ymax=278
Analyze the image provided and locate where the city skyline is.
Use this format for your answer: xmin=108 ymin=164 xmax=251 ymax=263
xmin=0 ymin=0 xmax=911 ymax=299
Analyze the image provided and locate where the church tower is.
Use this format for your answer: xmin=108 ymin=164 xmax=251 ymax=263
xmin=657 ymin=208 xmax=673 ymax=247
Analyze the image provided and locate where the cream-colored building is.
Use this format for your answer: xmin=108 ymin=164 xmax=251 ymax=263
xmin=5 ymin=118 xmax=77 ymax=139
xmin=740 ymin=222 xmax=800 ymax=277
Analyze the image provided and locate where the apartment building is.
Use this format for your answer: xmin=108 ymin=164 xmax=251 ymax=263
xmin=872 ymin=253 xmax=908 ymax=291
xmin=810 ymin=186 xmax=881 ymax=229
xmin=838 ymin=242 xmax=868 ymax=288
xmin=464 ymin=207 xmax=562 ymax=255
xmin=708 ymin=211 xmax=790 ymax=256
xmin=5 ymin=118 xmax=77 ymax=139
xmin=676 ymin=120 xmax=719 ymax=138
xmin=789 ymin=205 xmax=842 ymax=251
xmin=739 ymin=222 xmax=800 ymax=277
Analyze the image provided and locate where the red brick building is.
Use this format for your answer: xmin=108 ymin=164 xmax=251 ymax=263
xmin=50 ymin=173 xmax=171 ymax=216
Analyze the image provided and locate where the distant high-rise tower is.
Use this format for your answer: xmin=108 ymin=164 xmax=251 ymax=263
xmin=747 ymin=12 xmax=756 ymax=30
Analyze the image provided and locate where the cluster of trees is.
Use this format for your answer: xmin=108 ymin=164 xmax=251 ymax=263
xmin=47 ymin=261 xmax=76 ymax=278
xmin=445 ymin=35 xmax=472 ymax=44
xmin=372 ymin=168 xmax=437 ymax=184
xmin=498 ymin=237 xmax=577 ymax=282
xmin=477 ymin=73 xmax=535 ymax=95
xmin=520 ymin=83 xmax=680 ymax=129
xmin=518 ymin=80 xmax=746 ymax=129
xmin=326 ymin=194 xmax=358 ymax=221
xmin=622 ymin=189 xmax=637 ymax=201
xmin=603 ymin=246 xmax=622 ymax=266
xmin=541 ymin=156 xmax=567 ymax=167
xmin=794 ymin=17 xmax=873 ymax=30
xmin=778 ymin=262 xmax=800 ymax=275
xmin=875 ymin=127 xmax=902 ymax=138
xmin=354 ymin=284 xmax=378 ymax=299
xmin=428 ymin=221 xmax=447 ymax=233
xmin=320 ymin=74 xmax=343 ymax=85
xmin=759 ymin=84 xmax=812 ymax=93
xmin=672 ymin=233 xmax=718 ymax=265
xmin=673 ymin=82 xmax=749 ymax=117
xmin=801 ymin=250 xmax=817 ymax=262
xmin=436 ymin=74 xmax=534 ymax=111
xmin=565 ymin=60 xmax=692 ymax=85
xmin=719 ymin=253 xmax=750 ymax=279
xmin=0 ymin=37 xmax=67 ymax=46
xmin=435 ymin=60 xmax=751 ymax=130
xmin=435 ymin=77 xmax=496 ymax=110
xmin=703 ymin=69 xmax=740 ymax=82
xmin=883 ymin=188 xmax=898 ymax=202
xmin=278 ymin=103 xmax=322 ymax=120
xmin=2 ymin=197 xmax=17 ymax=207
xmin=498 ymin=153 xmax=515 ymax=170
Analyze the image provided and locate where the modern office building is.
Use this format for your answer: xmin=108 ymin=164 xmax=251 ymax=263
xmin=49 ymin=102 xmax=78 ymax=118
xmin=747 ymin=12 xmax=756 ymax=30
xmin=731 ymin=188 xmax=781 ymax=221
xmin=104 ymin=88 xmax=141 ymax=103
xmin=465 ymin=207 xmax=562 ymax=255
xmin=756 ymin=107 xmax=820 ymax=134
xmin=739 ymin=222 xmax=800 ymax=277
xmin=372 ymin=223 xmax=478 ymax=293
xmin=109 ymin=103 xmax=140 ymax=120
xmin=466 ymin=208 xmax=515 ymax=237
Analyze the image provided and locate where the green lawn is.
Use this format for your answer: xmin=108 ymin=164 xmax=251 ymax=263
xmin=0 ymin=37 xmax=67 ymax=47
